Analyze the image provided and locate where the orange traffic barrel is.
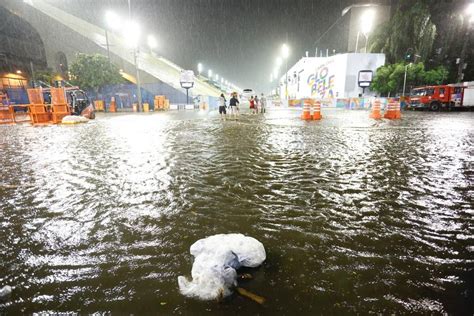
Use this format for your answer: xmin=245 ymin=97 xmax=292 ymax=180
xmin=132 ymin=103 xmax=138 ymax=112
xmin=0 ymin=105 xmax=15 ymax=125
xmin=369 ymin=98 xmax=382 ymax=119
xmin=301 ymin=99 xmax=311 ymax=120
xmin=312 ymin=100 xmax=322 ymax=120
xmin=109 ymin=97 xmax=117 ymax=113
xmin=384 ymin=101 xmax=401 ymax=119
xmin=394 ymin=102 xmax=402 ymax=119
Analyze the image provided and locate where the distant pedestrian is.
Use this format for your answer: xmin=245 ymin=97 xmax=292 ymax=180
xmin=249 ymin=96 xmax=257 ymax=114
xmin=229 ymin=92 xmax=240 ymax=119
xmin=218 ymin=93 xmax=227 ymax=120
xmin=260 ymin=93 xmax=266 ymax=113
xmin=254 ymin=95 xmax=259 ymax=113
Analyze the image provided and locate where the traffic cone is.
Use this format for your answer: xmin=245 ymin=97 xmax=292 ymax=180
xmin=301 ymin=99 xmax=311 ymax=120
xmin=109 ymin=97 xmax=117 ymax=113
xmin=394 ymin=101 xmax=402 ymax=119
xmin=312 ymin=100 xmax=322 ymax=120
xmin=369 ymin=98 xmax=382 ymax=119
xmin=384 ymin=101 xmax=400 ymax=119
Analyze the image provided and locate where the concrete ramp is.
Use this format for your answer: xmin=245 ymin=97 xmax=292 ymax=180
xmin=9 ymin=0 xmax=221 ymax=98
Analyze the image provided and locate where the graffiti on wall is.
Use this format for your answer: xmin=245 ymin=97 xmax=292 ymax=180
xmin=307 ymin=60 xmax=335 ymax=99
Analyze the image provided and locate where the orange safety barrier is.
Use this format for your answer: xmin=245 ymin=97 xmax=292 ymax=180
xmin=143 ymin=103 xmax=150 ymax=112
xmin=132 ymin=103 xmax=138 ymax=112
xmin=369 ymin=98 xmax=382 ymax=119
xmin=0 ymin=105 xmax=15 ymax=124
xmin=301 ymin=99 xmax=312 ymax=120
xmin=29 ymin=104 xmax=51 ymax=125
xmin=50 ymin=87 xmax=70 ymax=124
xmin=384 ymin=101 xmax=401 ymax=120
xmin=13 ymin=106 xmax=32 ymax=124
xmin=312 ymin=100 xmax=322 ymax=120
xmin=109 ymin=97 xmax=116 ymax=112
xmin=94 ymin=100 xmax=105 ymax=112
xmin=27 ymin=88 xmax=51 ymax=125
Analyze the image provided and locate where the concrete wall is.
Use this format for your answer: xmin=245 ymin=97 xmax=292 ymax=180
xmin=280 ymin=53 xmax=385 ymax=99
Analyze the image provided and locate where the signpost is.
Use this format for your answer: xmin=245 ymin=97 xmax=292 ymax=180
xmin=180 ymin=70 xmax=195 ymax=104
xmin=358 ymin=70 xmax=373 ymax=95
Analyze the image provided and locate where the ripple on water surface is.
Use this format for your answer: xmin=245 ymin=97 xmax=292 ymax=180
xmin=0 ymin=109 xmax=473 ymax=314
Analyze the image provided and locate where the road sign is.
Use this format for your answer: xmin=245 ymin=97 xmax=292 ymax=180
xmin=180 ymin=70 xmax=195 ymax=89
xmin=358 ymin=70 xmax=373 ymax=88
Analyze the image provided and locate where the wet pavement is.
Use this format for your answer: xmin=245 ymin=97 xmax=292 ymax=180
xmin=1 ymin=108 xmax=473 ymax=314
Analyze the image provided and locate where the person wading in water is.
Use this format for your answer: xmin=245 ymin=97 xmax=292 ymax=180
xmin=229 ymin=92 xmax=240 ymax=120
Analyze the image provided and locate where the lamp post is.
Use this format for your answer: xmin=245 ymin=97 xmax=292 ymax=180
xmin=147 ymin=35 xmax=157 ymax=55
xmin=282 ymin=44 xmax=289 ymax=100
xmin=355 ymin=9 xmax=375 ymax=53
xmin=402 ymin=63 xmax=411 ymax=97
xmin=208 ymin=69 xmax=213 ymax=80
xmin=457 ymin=3 xmax=474 ymax=82
xmin=197 ymin=63 xmax=203 ymax=76
xmin=123 ymin=20 xmax=142 ymax=111
xmin=105 ymin=11 xmax=120 ymax=64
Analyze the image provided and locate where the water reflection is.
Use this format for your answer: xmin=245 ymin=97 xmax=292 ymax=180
xmin=0 ymin=109 xmax=473 ymax=314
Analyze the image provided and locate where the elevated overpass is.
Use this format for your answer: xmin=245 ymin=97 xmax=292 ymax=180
xmin=3 ymin=0 xmax=222 ymax=100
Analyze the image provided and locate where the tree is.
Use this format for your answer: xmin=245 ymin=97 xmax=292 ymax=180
xmin=35 ymin=69 xmax=61 ymax=86
xmin=368 ymin=0 xmax=436 ymax=64
xmin=424 ymin=66 xmax=449 ymax=85
xmin=371 ymin=62 xmax=448 ymax=96
xmin=69 ymin=53 xmax=123 ymax=93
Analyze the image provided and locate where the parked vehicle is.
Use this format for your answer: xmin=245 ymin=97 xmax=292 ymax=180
xmin=43 ymin=87 xmax=95 ymax=119
xmin=241 ymin=88 xmax=255 ymax=103
xmin=408 ymin=82 xmax=474 ymax=111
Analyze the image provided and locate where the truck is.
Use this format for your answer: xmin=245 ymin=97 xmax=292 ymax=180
xmin=408 ymin=82 xmax=474 ymax=111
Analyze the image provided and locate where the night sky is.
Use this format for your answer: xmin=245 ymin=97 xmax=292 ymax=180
xmin=47 ymin=0 xmax=359 ymax=92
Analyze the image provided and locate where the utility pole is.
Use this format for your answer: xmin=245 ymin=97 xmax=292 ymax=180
xmin=457 ymin=21 xmax=472 ymax=83
xmin=402 ymin=64 xmax=409 ymax=96
xmin=134 ymin=48 xmax=142 ymax=112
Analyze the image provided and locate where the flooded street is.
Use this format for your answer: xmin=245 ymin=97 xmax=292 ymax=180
xmin=1 ymin=109 xmax=473 ymax=314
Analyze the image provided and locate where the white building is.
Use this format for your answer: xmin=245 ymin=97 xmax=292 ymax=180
xmin=279 ymin=53 xmax=385 ymax=100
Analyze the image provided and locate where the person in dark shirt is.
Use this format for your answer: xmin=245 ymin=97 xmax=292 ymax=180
xmin=229 ymin=92 xmax=240 ymax=119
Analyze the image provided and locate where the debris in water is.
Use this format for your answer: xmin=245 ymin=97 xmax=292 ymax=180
xmin=236 ymin=287 xmax=265 ymax=305
xmin=178 ymin=233 xmax=266 ymax=300
xmin=0 ymin=285 xmax=12 ymax=299
xmin=62 ymin=115 xmax=88 ymax=124
xmin=239 ymin=273 xmax=253 ymax=280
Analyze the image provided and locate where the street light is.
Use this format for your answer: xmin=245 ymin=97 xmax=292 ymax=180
xmin=215 ymin=74 xmax=219 ymax=81
xmin=468 ymin=3 xmax=474 ymax=22
xmin=282 ymin=43 xmax=290 ymax=100
xmin=355 ymin=9 xmax=375 ymax=53
xmin=104 ymin=11 xmax=121 ymax=64
xmin=147 ymin=34 xmax=158 ymax=52
xmin=105 ymin=11 xmax=120 ymax=30
xmin=458 ymin=3 xmax=474 ymax=82
xmin=208 ymin=69 xmax=213 ymax=79
xmin=122 ymin=19 xmax=142 ymax=111
xmin=276 ymin=57 xmax=283 ymax=67
xmin=197 ymin=63 xmax=203 ymax=75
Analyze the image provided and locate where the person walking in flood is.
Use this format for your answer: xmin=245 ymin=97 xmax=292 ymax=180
xmin=249 ymin=96 xmax=256 ymax=114
xmin=218 ymin=93 xmax=227 ymax=120
xmin=229 ymin=92 xmax=240 ymax=119
xmin=259 ymin=93 xmax=266 ymax=113
xmin=254 ymin=95 xmax=259 ymax=114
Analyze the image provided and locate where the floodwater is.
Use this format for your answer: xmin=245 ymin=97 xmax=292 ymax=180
xmin=1 ymin=108 xmax=473 ymax=315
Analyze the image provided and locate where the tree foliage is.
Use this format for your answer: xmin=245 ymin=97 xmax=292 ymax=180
xmin=69 ymin=53 xmax=123 ymax=92
xmin=371 ymin=62 xmax=448 ymax=96
xmin=35 ymin=69 xmax=59 ymax=85
xmin=369 ymin=0 xmax=436 ymax=64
